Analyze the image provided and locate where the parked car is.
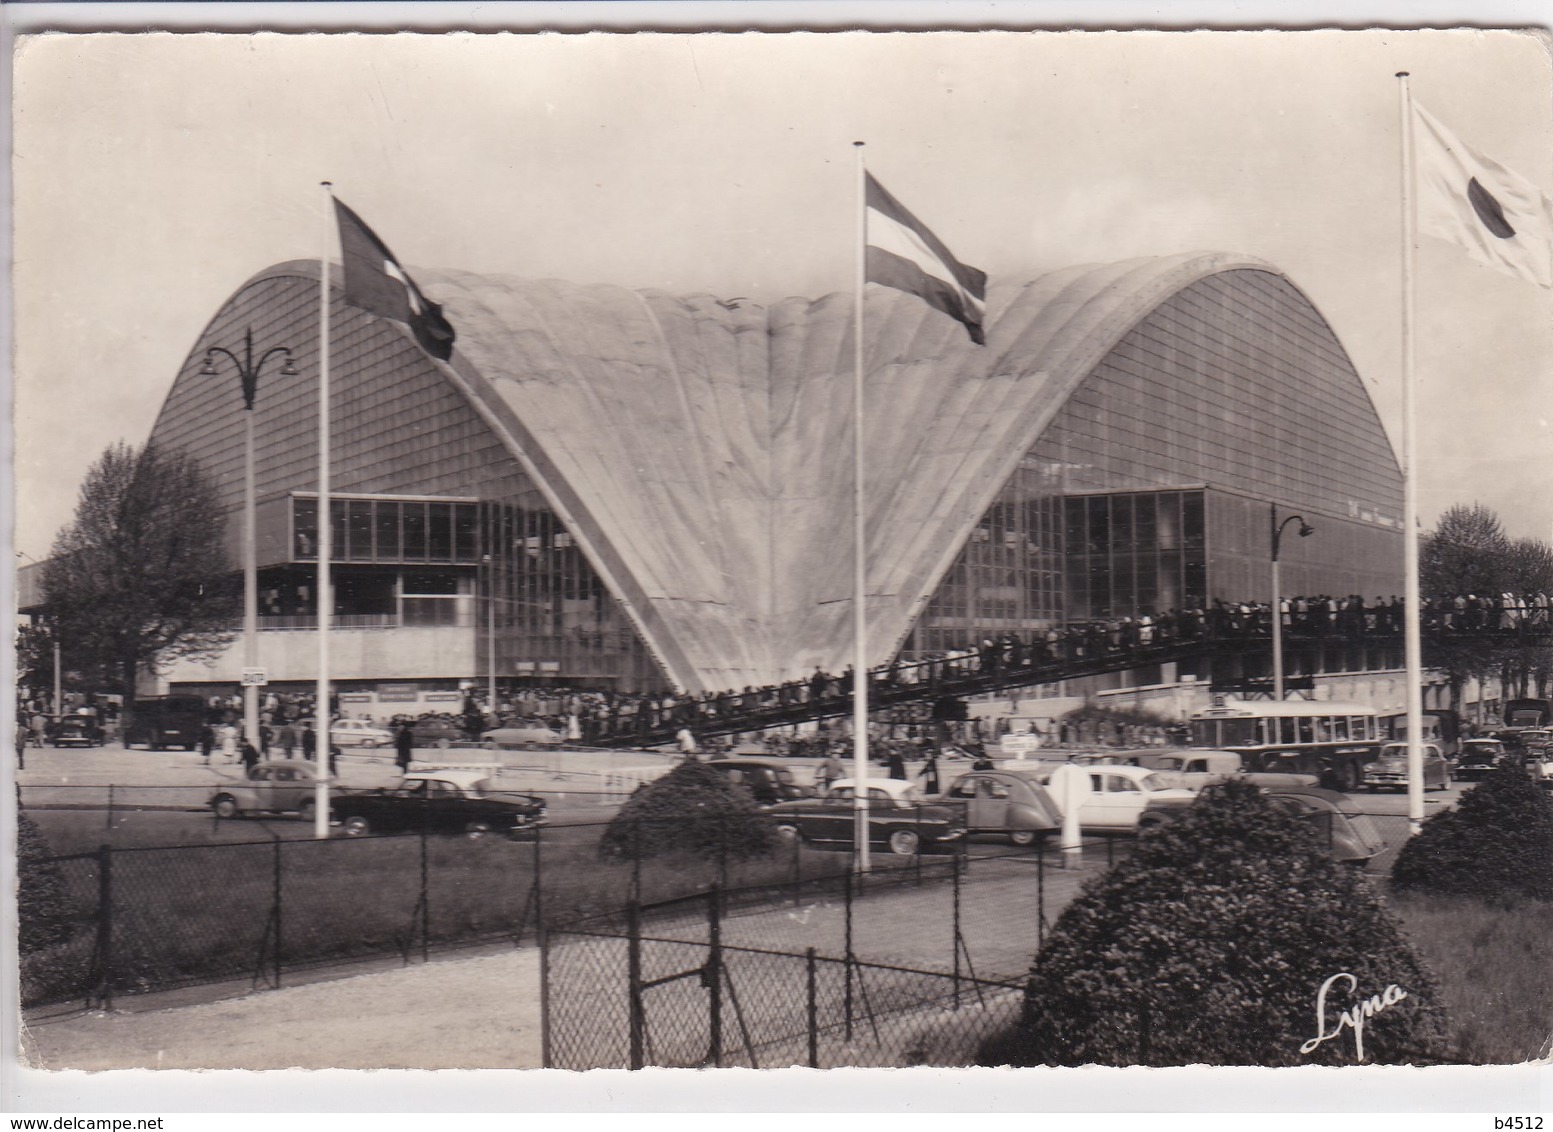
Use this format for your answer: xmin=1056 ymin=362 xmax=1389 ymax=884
xmin=329 ymin=718 xmax=396 ymax=749
xmin=408 ymin=719 xmax=468 ymax=749
xmin=210 ymin=760 xmax=327 ymax=821
xmin=987 ymin=763 xmax=1199 ymax=832
xmin=481 ymin=726 xmax=564 ymax=750
xmin=766 ymin=777 xmax=966 ymax=856
xmin=1138 ymin=783 xmax=1386 ymax=865
xmin=123 ymin=694 xmax=208 ymax=751
xmin=705 ymin=758 xmax=813 ymax=806
xmin=1361 ymin=742 xmax=1450 ymax=792
xmin=1533 ymin=752 xmax=1553 ymax=790
xmin=1518 ymin=729 xmax=1552 ymax=753
xmin=332 ymin=769 xmax=546 ymax=839
xmin=47 ymin=716 xmax=103 ymax=748
xmin=943 ymin=767 xmax=1060 ymax=845
xmin=1452 ymin=739 xmax=1505 ymax=781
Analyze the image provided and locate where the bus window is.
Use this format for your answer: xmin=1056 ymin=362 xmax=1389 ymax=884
xmin=1190 ymin=720 xmax=1219 ymax=747
xmin=1333 ymin=716 xmax=1350 ymax=740
xmin=1279 ymin=718 xmax=1297 ymax=745
xmin=1354 ymin=716 xmax=1373 ymax=740
xmin=1313 ymin=717 xmax=1332 ymax=742
xmin=1219 ymin=719 xmax=1260 ymax=746
xmin=1297 ymin=719 xmax=1315 ymax=743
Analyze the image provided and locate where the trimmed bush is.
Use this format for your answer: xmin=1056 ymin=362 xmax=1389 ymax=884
xmin=17 ymin=812 xmax=72 ymax=953
xmin=599 ymin=759 xmax=779 ymax=862
xmin=983 ymin=780 xmax=1449 ymax=1067
xmin=1390 ymin=762 xmax=1553 ymax=902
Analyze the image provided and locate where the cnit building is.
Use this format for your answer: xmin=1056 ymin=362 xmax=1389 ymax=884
xmin=89 ymin=250 xmax=1410 ymax=720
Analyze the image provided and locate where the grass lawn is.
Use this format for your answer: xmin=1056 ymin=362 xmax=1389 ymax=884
xmin=1387 ymin=890 xmax=1553 ymax=1064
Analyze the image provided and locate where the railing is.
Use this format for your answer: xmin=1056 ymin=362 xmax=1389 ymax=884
xmin=257 ymin=614 xmax=399 ymax=630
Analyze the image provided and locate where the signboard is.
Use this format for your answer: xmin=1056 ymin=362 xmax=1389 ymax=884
xmin=339 ymin=693 xmax=372 ymax=704
xmin=999 ymin=733 xmax=1042 ymax=759
xmin=514 ymin=661 xmax=536 ymax=672
xmin=538 ymin=661 xmax=561 ymax=672
xmin=240 ymin=668 xmax=268 ymax=687
xmin=424 ymin=692 xmax=461 ymax=703
xmin=377 ymin=683 xmax=419 ymax=703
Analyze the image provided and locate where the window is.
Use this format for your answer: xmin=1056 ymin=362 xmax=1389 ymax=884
xmin=950 ymin=779 xmax=979 ymax=799
xmin=428 ymin=503 xmax=453 ymax=561
xmin=375 ymin=502 xmax=402 ymax=559
xmin=1107 ymin=775 xmax=1141 ymax=793
xmin=985 ymin=781 xmax=1011 ymax=799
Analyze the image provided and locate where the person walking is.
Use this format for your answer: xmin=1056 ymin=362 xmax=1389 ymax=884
xmin=240 ymin=739 xmax=261 ymax=778
xmin=394 ymin=722 xmax=415 ymax=773
xmin=199 ymin=724 xmax=216 ymax=767
xmin=218 ymin=722 xmax=238 ymax=764
xmin=301 ymin=726 xmax=317 ymax=762
xmin=816 ymin=751 xmax=845 ymax=793
xmin=885 ymin=749 xmax=907 ymax=781
xmin=277 ymin=719 xmax=298 ymax=760
xmin=676 ymin=726 xmax=699 ymax=759
xmin=917 ymin=752 xmax=941 ymax=795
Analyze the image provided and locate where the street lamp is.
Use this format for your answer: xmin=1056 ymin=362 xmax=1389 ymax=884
xmin=1270 ymin=504 xmax=1314 ymax=701
xmin=201 ymin=329 xmax=298 ymax=751
xmin=482 ymin=552 xmax=497 ymax=717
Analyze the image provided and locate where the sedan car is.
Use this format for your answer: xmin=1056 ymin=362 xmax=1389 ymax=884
xmin=480 ymin=726 xmax=564 ymax=750
xmin=332 ymin=769 xmax=546 ymax=839
xmin=409 ymin=719 xmax=468 ymax=749
xmin=1138 ymin=783 xmax=1386 ymax=865
xmin=1361 ymin=742 xmax=1450 ymax=792
xmin=210 ymin=760 xmax=327 ymax=821
xmin=705 ymin=758 xmax=813 ymax=806
xmin=1453 ymin=738 xmax=1506 ymax=781
xmin=943 ymin=767 xmax=1060 ymax=845
xmin=47 ymin=716 xmax=102 ymax=748
xmin=766 ymin=777 xmax=966 ymax=856
xmin=991 ymin=763 xmax=1199 ymax=832
xmin=329 ymin=718 xmax=396 ymax=749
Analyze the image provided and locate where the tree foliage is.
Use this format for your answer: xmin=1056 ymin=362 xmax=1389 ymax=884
xmin=599 ymin=760 xmax=779 ymax=861
xmin=42 ymin=442 xmax=238 ymax=703
xmin=983 ymin=781 xmax=1450 ymax=1067
xmin=1390 ymin=763 xmax=1553 ymax=902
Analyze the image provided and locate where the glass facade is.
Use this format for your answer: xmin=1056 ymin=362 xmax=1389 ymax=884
xmin=292 ymin=495 xmax=482 ymax=565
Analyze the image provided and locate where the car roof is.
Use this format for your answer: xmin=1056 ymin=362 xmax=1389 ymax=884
xmin=830 ymin=777 xmax=918 ymax=797
xmin=402 ymin=769 xmax=489 ymax=787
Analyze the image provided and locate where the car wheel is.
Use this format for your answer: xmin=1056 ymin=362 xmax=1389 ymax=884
xmin=1008 ymin=829 xmax=1038 ymax=847
xmin=342 ymin=816 xmax=371 ymax=837
xmin=212 ymin=795 xmax=238 ymax=819
xmin=887 ymin=829 xmax=920 ymax=856
xmin=297 ymin=799 xmax=316 ymax=823
xmin=482 ymin=739 xmax=498 ymax=750
xmin=775 ymin=823 xmax=799 ymax=842
xmin=437 ymin=738 xmax=452 ymax=750
xmin=465 ymin=821 xmax=493 ymax=840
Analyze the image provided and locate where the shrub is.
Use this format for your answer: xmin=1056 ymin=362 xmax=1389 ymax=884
xmin=1390 ymin=762 xmax=1553 ymax=902
xmin=598 ymin=759 xmax=779 ymax=862
xmin=983 ymin=780 xmax=1450 ymax=1067
xmin=17 ymin=812 xmax=72 ymax=953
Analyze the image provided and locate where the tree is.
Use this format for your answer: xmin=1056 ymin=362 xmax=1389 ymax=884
xmin=41 ymin=442 xmax=238 ymax=706
xmin=1421 ymin=503 xmax=1509 ymax=596
xmin=599 ymin=760 xmax=779 ymax=862
xmin=982 ymin=781 xmax=1450 ymax=1066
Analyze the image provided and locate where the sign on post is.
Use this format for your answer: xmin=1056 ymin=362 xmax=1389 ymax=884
xmin=240 ymin=668 xmax=268 ymax=687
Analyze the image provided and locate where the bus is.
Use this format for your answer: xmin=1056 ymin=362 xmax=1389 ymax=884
xmin=1187 ymin=699 xmax=1384 ymax=791
xmin=122 ymin=694 xmax=212 ymax=751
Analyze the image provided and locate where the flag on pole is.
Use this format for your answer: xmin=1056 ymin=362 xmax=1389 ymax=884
xmin=865 ymin=174 xmax=988 ymax=344
xmin=332 ymin=199 xmax=458 ymax=359
xmin=1412 ymin=102 xmax=1553 ymax=288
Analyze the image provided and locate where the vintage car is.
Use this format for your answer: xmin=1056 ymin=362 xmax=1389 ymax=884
xmin=1518 ymin=729 xmax=1552 ymax=753
xmin=1138 ymin=783 xmax=1386 ymax=865
xmin=47 ymin=715 xmax=103 ymax=748
xmin=332 ymin=769 xmax=546 ymax=839
xmin=766 ymin=777 xmax=966 ymax=856
xmin=1452 ymin=739 xmax=1506 ymax=781
xmin=1534 ymin=751 xmax=1553 ymax=790
xmin=705 ymin=758 xmax=813 ymax=806
xmin=970 ymin=762 xmax=1199 ymax=832
xmin=480 ymin=725 xmax=564 ymax=750
xmin=943 ymin=767 xmax=1060 ymax=845
xmin=329 ymin=718 xmax=396 ymax=749
xmin=1361 ymin=742 xmax=1451 ymax=792
xmin=210 ymin=759 xmax=328 ymax=821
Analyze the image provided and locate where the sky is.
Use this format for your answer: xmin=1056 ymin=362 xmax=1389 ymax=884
xmin=11 ymin=26 xmax=1553 ymax=560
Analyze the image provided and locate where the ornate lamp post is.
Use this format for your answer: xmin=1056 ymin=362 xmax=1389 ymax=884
xmin=1270 ymin=504 xmax=1315 ymax=701
xmin=201 ymin=329 xmax=298 ymax=751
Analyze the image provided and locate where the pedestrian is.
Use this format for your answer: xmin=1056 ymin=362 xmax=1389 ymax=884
xmin=301 ymin=726 xmax=317 ymax=762
xmin=219 ymin=722 xmax=238 ymax=763
xmin=676 ymin=726 xmax=699 ymax=758
xmin=277 ymin=719 xmax=298 ymax=760
xmin=395 ymin=722 xmax=415 ymax=773
xmin=328 ymin=743 xmax=341 ymax=778
xmin=240 ymin=739 xmax=261 ymax=778
xmin=15 ymin=719 xmax=28 ymax=770
xmin=816 ymin=751 xmax=845 ymax=792
xmin=917 ymin=752 xmax=941 ymax=794
xmin=886 ymin=750 xmax=907 ymax=780
xmin=199 ymin=724 xmax=216 ymax=766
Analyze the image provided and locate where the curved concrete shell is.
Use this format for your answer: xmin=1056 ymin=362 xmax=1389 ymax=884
xmin=152 ymin=251 xmax=1399 ymax=694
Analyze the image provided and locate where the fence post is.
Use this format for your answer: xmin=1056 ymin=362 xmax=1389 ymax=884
xmin=806 ymin=948 xmax=819 ymax=1069
xmin=951 ymin=848 xmax=962 ymax=1009
xmin=94 ymin=844 xmax=113 ymax=1011
xmin=627 ymin=900 xmax=644 ymax=1070
xmin=631 ymin=822 xmax=642 ymax=905
xmin=539 ymin=923 xmax=553 ymax=1068
xmin=843 ymin=871 xmax=854 ymax=1042
xmin=790 ymin=824 xmax=801 ymax=906
xmin=707 ymin=885 xmax=723 ymax=1068
xmin=420 ymin=828 xmax=430 ymax=964
xmin=1036 ymin=842 xmax=1045 ymax=951
xmin=718 ymin=816 xmax=729 ymax=892
xmin=533 ymin=823 xmax=545 ymax=933
xmin=105 ymin=784 xmax=114 ymax=832
xmin=273 ymin=839 xmax=283 ymax=989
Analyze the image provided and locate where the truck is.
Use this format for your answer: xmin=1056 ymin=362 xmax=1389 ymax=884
xmin=122 ymin=695 xmax=212 ymax=751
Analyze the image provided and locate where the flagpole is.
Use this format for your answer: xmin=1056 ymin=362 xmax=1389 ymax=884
xmin=1397 ymin=73 xmax=1425 ymax=837
xmin=853 ymin=141 xmax=871 ymax=875
xmin=314 ymin=181 xmax=335 ymax=839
